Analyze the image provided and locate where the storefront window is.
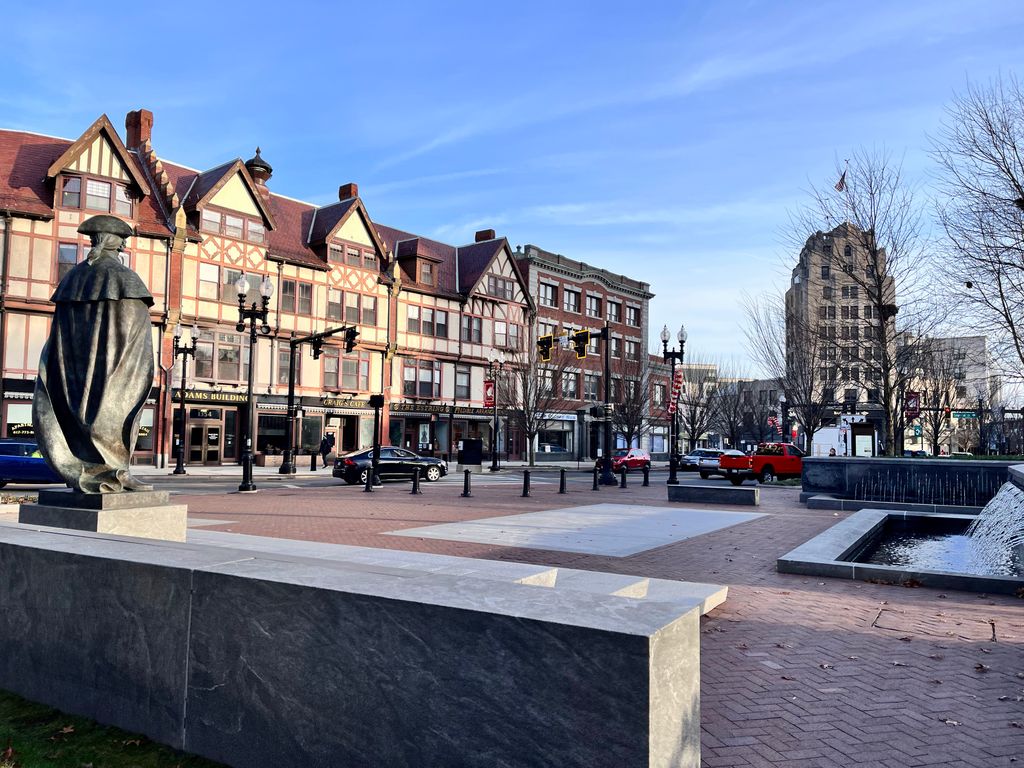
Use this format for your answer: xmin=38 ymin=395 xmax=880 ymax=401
xmin=301 ymin=415 xmax=323 ymax=453
xmin=4 ymin=403 xmax=34 ymax=438
xmin=257 ymin=414 xmax=287 ymax=454
xmin=136 ymin=408 xmax=155 ymax=452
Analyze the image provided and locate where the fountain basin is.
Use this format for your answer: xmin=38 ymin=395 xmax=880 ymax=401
xmin=778 ymin=509 xmax=1024 ymax=595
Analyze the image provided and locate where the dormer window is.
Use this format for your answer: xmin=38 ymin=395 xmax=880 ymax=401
xmin=201 ymin=207 xmax=266 ymax=242
xmin=62 ymin=178 xmax=81 ymax=208
xmin=420 ymin=262 xmax=434 ymax=285
xmin=60 ymin=175 xmax=132 ymax=216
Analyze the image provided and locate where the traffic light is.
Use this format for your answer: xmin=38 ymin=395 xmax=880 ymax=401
xmin=571 ymin=330 xmax=590 ymax=359
xmin=311 ymin=336 xmax=324 ymax=360
xmin=344 ymin=326 xmax=359 ymax=353
xmin=943 ymin=405 xmax=951 ymax=418
xmin=537 ymin=334 xmax=553 ymax=362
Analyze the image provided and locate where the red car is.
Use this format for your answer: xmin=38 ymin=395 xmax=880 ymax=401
xmin=609 ymin=448 xmax=652 ymax=472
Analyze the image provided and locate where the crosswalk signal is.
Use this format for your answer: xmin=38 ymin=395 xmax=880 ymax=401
xmin=344 ymin=326 xmax=359 ymax=353
xmin=571 ymin=330 xmax=590 ymax=359
xmin=537 ymin=334 xmax=554 ymax=362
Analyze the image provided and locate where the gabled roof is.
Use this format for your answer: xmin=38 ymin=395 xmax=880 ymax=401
xmin=377 ymin=224 xmax=460 ymax=298
xmin=307 ymin=197 xmax=388 ymax=261
xmin=45 ymin=114 xmax=150 ymax=196
xmin=183 ymin=158 xmax=276 ymax=230
xmin=457 ymin=237 xmax=533 ymax=310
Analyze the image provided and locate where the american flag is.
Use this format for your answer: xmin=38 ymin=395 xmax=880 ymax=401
xmin=834 ymin=170 xmax=847 ymax=192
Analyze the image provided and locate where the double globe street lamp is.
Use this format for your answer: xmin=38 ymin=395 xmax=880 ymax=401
xmin=171 ymin=321 xmax=198 ymax=475
xmin=660 ymin=323 xmax=687 ymax=485
xmin=235 ymin=272 xmax=274 ymax=493
xmin=487 ymin=348 xmax=506 ymax=472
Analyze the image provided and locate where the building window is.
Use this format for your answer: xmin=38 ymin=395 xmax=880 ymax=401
xmin=114 ymin=185 xmax=132 ymax=216
xmin=195 ymin=331 xmax=249 ymax=382
xmin=248 ymin=221 xmax=265 ymax=244
xmin=57 ymin=243 xmax=79 ymax=281
xmin=455 ymin=364 xmax=471 ymax=400
xmin=85 ymin=179 xmax=111 ymax=211
xmin=607 ymin=301 xmax=622 ymax=323
xmin=224 ymin=214 xmax=244 ymax=239
xmin=299 ymin=283 xmax=313 ymax=315
xmin=538 ymin=321 xmax=557 ymax=338
xmin=329 ymin=245 xmax=344 ymax=264
xmin=610 ymin=337 xmax=621 ymax=358
xmin=201 ymin=209 xmax=221 ymax=233
xmin=563 ymin=289 xmax=580 ymax=313
xmin=821 ymin=265 xmax=831 ymax=280
xmin=539 ymin=368 xmax=554 ymax=396
xmin=487 ymin=276 xmax=514 ymax=300
xmin=407 ymin=306 xmax=446 ymax=337
xmin=561 ymin=371 xmax=579 ymax=400
xmin=323 ymin=349 xmax=340 ymax=389
xmin=584 ymin=373 xmax=600 ymax=401
xmin=653 ymin=383 xmax=665 ymax=405
xmin=277 ymin=345 xmax=300 ymax=385
xmin=362 ymin=295 xmax=378 ymax=326
xmin=495 ymin=321 xmax=508 ymax=348
xmin=507 ymin=323 xmax=521 ymax=350
xmin=347 ymin=248 xmax=362 ymax=267
xmin=403 ymin=359 xmax=441 ymax=398
xmin=625 ymin=340 xmax=639 ymax=360
xmin=586 ymin=295 xmax=602 ymax=318
xmin=407 ymin=305 xmax=421 ymax=334
xmin=223 ymin=269 xmax=260 ymax=302
xmin=342 ymin=353 xmax=370 ymax=391
xmin=822 ymin=286 xmax=833 ymax=300
xmin=327 ymin=289 xmax=343 ymax=321
xmin=281 ymin=280 xmax=297 ymax=313
xmin=61 ymin=177 xmax=81 ymax=208
xmin=420 ymin=262 xmax=434 ymax=285
xmin=345 ymin=293 xmax=361 ymax=324
xmin=841 ymin=285 xmax=859 ymax=299
xmin=461 ymin=315 xmax=482 ymax=343
xmin=198 ymin=262 xmax=220 ymax=301
xmin=626 ymin=306 xmax=639 ymax=326
xmin=539 ymin=283 xmax=557 ymax=308
xmin=588 ymin=334 xmax=599 ymax=355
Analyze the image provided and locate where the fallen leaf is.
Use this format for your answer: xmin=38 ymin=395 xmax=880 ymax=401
xmin=899 ymin=636 xmax=913 ymax=642
xmin=893 ymin=661 xmax=908 ymax=667
xmin=930 ymin=679 xmax=943 ymax=684
xmin=976 ymin=663 xmax=991 ymax=673
xmin=847 ymin=655 xmax=859 ymax=660
xmin=941 ymin=718 xmax=962 ymax=726
xmin=781 ymin=675 xmax=795 ymax=681
xmin=929 ymin=654 xmax=944 ymax=660
xmin=820 ymin=663 xmax=834 ymax=669
xmin=736 ymin=643 xmax=749 ymax=650
xmin=980 ymin=648 xmax=992 ymax=654
xmin=1011 ymin=722 xmax=1024 ymax=729
xmin=999 ymin=695 xmax=1009 ymax=700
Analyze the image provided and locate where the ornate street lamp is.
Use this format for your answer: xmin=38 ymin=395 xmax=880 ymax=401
xmin=171 ymin=321 xmax=198 ymax=475
xmin=661 ymin=323 xmax=687 ymax=485
xmin=235 ymin=272 xmax=274 ymax=493
xmin=487 ymin=348 xmax=506 ymax=471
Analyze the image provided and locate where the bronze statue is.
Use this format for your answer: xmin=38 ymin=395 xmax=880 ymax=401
xmin=33 ymin=215 xmax=155 ymax=493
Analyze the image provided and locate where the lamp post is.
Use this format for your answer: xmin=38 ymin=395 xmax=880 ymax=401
xmin=487 ymin=348 xmax=505 ymax=471
xmin=661 ymin=323 xmax=687 ymax=485
xmin=171 ymin=322 xmax=198 ymax=475
xmin=235 ymin=272 xmax=274 ymax=493
xmin=779 ymin=393 xmax=789 ymax=443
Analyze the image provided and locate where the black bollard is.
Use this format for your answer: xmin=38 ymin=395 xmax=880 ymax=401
xmin=642 ymin=465 xmax=650 ymax=487
xmin=310 ymin=450 xmax=318 ymax=472
xmin=460 ymin=469 xmax=473 ymax=498
xmin=411 ymin=470 xmax=422 ymax=494
xmin=592 ymin=465 xmax=600 ymax=491
xmin=522 ymin=470 xmax=531 ymax=498
xmin=558 ymin=468 xmax=567 ymax=494
xmin=619 ymin=466 xmax=628 ymax=488
xmin=363 ymin=464 xmax=374 ymax=493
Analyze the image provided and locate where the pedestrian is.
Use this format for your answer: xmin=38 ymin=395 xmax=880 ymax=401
xmin=319 ymin=434 xmax=332 ymax=468
xmin=828 ymin=447 xmax=837 ymax=457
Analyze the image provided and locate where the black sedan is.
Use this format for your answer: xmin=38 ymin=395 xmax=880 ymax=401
xmin=333 ymin=447 xmax=448 ymax=485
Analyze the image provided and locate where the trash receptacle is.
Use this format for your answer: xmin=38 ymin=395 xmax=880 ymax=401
xmin=456 ymin=438 xmax=484 ymax=474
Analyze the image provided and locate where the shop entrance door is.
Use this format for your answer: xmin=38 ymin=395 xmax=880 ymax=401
xmin=189 ymin=425 xmax=222 ymax=465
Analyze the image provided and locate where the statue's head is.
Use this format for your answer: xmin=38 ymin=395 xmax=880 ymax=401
xmin=78 ymin=215 xmax=133 ymax=251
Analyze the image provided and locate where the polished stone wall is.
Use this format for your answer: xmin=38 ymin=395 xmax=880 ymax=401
xmin=0 ymin=522 xmax=710 ymax=768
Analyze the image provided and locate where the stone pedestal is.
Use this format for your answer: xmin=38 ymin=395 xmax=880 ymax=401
xmin=19 ymin=489 xmax=187 ymax=542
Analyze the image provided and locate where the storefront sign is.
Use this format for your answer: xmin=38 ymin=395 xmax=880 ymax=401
xmin=174 ymin=389 xmax=249 ymax=404
xmin=322 ymin=397 xmax=370 ymax=409
xmin=190 ymin=408 xmax=222 ymax=420
xmin=391 ymin=401 xmax=492 ymax=416
xmin=8 ymin=423 xmax=34 ymax=437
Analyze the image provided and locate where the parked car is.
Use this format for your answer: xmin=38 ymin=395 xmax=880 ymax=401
xmin=902 ymin=449 xmax=930 ymax=458
xmin=698 ymin=449 xmax=744 ymax=479
xmin=719 ymin=442 xmax=804 ymax=485
xmin=0 ymin=440 xmax=63 ymax=487
xmin=681 ymin=448 xmax=724 ymax=471
xmin=333 ymin=447 xmax=447 ymax=485
xmin=609 ymin=448 xmax=651 ymax=472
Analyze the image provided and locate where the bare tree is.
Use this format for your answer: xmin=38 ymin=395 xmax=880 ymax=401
xmin=610 ymin=352 xmax=653 ymax=449
xmin=742 ymin=292 xmax=832 ymax=452
xmin=711 ymin=361 xmax=752 ymax=449
xmin=913 ymin=337 xmax=961 ymax=455
xmin=677 ymin=357 xmax=721 ymax=453
xmin=932 ymin=75 xmax=1024 ymax=382
xmin=496 ymin=344 xmax=575 ymax=466
xmin=789 ymin=147 xmax=933 ymax=455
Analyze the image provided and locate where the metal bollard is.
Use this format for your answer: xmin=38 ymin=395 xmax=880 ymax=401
xmin=619 ymin=466 xmax=628 ymax=488
xmin=558 ymin=468 xmax=567 ymax=494
xmin=310 ymin=450 xmax=318 ymax=471
xmin=363 ymin=464 xmax=374 ymax=493
xmin=460 ymin=469 xmax=473 ymax=498
xmin=592 ymin=465 xmax=600 ymax=491
xmin=411 ymin=470 xmax=422 ymax=494
xmin=642 ymin=465 xmax=650 ymax=487
xmin=522 ymin=470 xmax=531 ymax=497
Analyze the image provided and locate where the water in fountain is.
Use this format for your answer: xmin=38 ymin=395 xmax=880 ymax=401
xmin=967 ymin=482 xmax=1024 ymax=573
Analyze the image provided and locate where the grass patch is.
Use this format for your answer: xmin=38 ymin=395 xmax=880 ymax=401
xmin=0 ymin=689 xmax=224 ymax=767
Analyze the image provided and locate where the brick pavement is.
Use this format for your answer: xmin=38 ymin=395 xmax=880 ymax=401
xmin=180 ymin=478 xmax=1024 ymax=767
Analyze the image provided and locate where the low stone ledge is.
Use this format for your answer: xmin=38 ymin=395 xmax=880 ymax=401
xmin=668 ymin=484 xmax=759 ymax=506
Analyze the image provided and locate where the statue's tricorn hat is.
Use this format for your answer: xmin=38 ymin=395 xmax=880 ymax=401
xmin=77 ymin=215 xmax=133 ymax=238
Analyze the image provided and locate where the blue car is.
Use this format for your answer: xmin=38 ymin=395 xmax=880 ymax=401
xmin=0 ymin=440 xmax=63 ymax=487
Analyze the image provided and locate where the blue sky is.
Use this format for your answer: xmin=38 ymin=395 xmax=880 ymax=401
xmin=2 ymin=1 xmax=1022 ymax=370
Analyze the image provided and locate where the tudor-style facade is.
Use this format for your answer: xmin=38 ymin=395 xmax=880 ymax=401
xmin=0 ymin=109 xmax=539 ymax=466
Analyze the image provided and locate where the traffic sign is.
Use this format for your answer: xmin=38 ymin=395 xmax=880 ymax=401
xmin=951 ymin=410 xmax=977 ymax=419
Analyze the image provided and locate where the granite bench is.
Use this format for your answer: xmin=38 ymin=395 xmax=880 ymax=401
xmin=668 ymin=483 xmax=760 ymax=506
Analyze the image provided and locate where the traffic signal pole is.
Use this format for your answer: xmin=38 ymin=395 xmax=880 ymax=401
xmin=599 ymin=324 xmax=616 ymax=486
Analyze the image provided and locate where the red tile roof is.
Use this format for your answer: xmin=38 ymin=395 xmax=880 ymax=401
xmin=377 ymin=224 xmax=461 ymax=298
xmin=0 ymin=130 xmax=64 ymax=217
xmin=308 ymin=198 xmax=358 ymax=245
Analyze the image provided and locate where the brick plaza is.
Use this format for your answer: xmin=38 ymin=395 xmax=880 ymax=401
xmin=175 ymin=474 xmax=1024 ymax=768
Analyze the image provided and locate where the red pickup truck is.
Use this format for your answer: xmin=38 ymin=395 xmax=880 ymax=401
xmin=718 ymin=443 xmax=804 ymax=485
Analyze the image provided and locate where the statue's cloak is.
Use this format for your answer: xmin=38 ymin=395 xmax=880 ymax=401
xmin=33 ymin=254 xmax=155 ymax=493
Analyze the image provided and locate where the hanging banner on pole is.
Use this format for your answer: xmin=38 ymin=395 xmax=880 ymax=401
xmin=483 ymin=380 xmax=495 ymax=408
xmin=905 ymin=390 xmax=920 ymax=419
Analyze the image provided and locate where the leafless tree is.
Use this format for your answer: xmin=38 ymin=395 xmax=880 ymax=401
xmin=932 ymin=75 xmax=1024 ymax=382
xmin=677 ymin=356 xmax=722 ymax=453
xmin=610 ymin=352 xmax=653 ymax=449
xmin=742 ymin=292 xmax=832 ymax=452
xmin=912 ymin=337 xmax=962 ymax=455
xmin=711 ymin=361 xmax=752 ymax=449
xmin=496 ymin=343 xmax=575 ymax=466
xmin=789 ymin=147 xmax=934 ymax=454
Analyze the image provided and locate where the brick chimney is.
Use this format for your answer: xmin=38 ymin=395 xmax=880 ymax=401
xmin=475 ymin=229 xmax=496 ymax=242
xmin=339 ymin=183 xmax=358 ymax=201
xmin=125 ymin=109 xmax=153 ymax=148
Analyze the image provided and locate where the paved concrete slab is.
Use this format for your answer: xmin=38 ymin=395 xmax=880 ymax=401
xmin=386 ymin=503 xmax=763 ymax=556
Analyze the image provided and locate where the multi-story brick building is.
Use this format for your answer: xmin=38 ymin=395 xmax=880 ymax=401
xmin=515 ymin=244 xmax=655 ymax=459
xmin=0 ymin=109 xmax=531 ymax=467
